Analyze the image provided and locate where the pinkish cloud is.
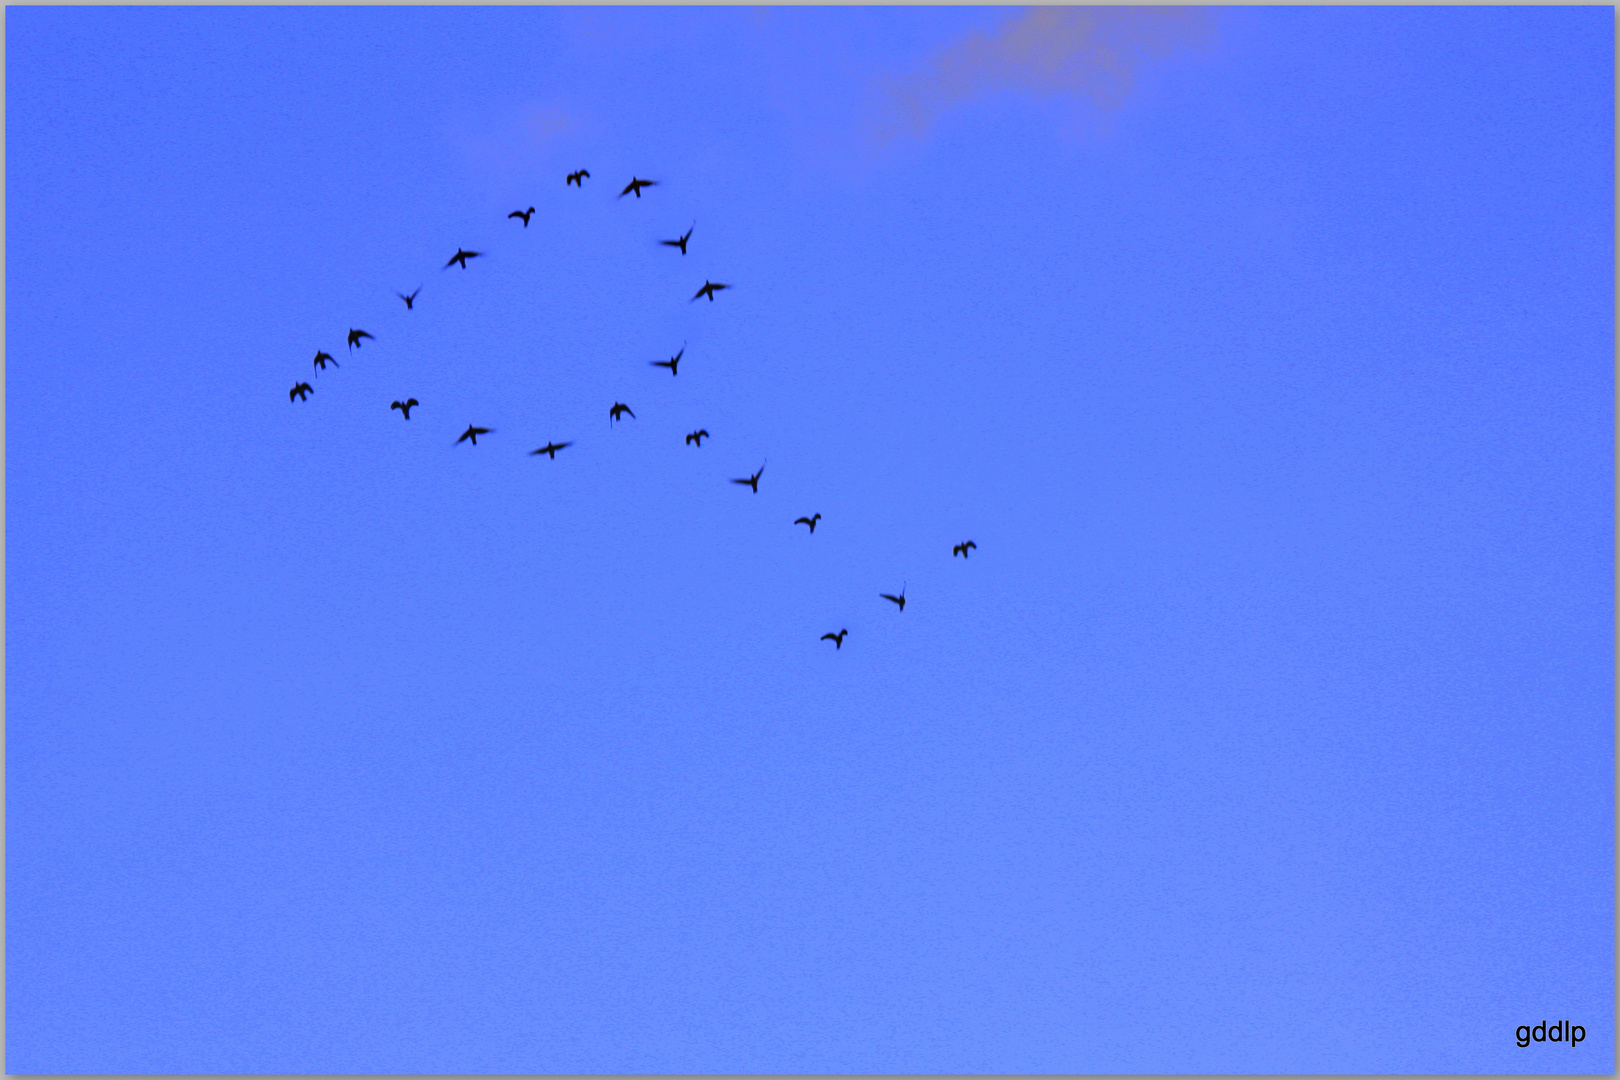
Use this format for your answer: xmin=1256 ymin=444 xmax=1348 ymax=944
xmin=871 ymin=7 xmax=1217 ymax=143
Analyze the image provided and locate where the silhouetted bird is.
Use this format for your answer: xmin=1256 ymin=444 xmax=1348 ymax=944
xmin=444 ymin=248 xmax=482 ymax=269
xmin=530 ymin=441 xmax=572 ymax=459
xmin=953 ymin=540 xmax=977 ymax=558
xmin=391 ymin=398 xmax=418 ymax=419
xmin=290 ymin=382 xmax=313 ymax=402
xmin=619 ymin=177 xmax=657 ymax=198
xmin=312 ymin=350 xmax=336 ymax=372
xmin=456 ymin=425 xmax=492 ymax=445
xmin=397 ymin=288 xmax=420 ymax=310
xmin=661 ymin=226 xmax=692 ymax=254
xmin=795 ymin=513 xmax=821 ymax=534
xmin=691 ymin=280 xmax=731 ymax=302
xmin=566 ymin=169 xmax=590 ymax=187
xmin=821 ymin=629 xmax=848 ymax=650
xmin=652 ymin=346 xmax=683 ymax=375
xmin=880 ymin=584 xmax=907 ymax=612
xmin=347 ymin=328 xmax=373 ymax=350
xmin=609 ymin=402 xmax=635 ymax=423
xmin=509 ymin=207 xmax=535 ymax=226
xmin=731 ymin=462 xmax=765 ymax=493
xmin=685 ymin=429 xmax=709 ymax=447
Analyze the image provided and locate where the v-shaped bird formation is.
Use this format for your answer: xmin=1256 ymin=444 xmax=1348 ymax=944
xmin=287 ymin=169 xmax=980 ymax=650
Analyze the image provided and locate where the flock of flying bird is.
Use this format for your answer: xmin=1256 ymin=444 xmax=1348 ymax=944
xmin=289 ymin=171 xmax=976 ymax=651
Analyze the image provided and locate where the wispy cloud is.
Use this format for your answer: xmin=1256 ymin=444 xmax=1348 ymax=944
xmin=870 ymin=7 xmax=1217 ymax=143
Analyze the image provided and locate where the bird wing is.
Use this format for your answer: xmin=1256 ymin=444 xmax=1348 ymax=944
xmin=509 ymin=211 xmax=523 ymax=219
xmin=391 ymin=401 xmax=402 ymax=410
xmin=456 ymin=429 xmax=471 ymax=443
xmin=821 ymin=634 xmax=838 ymax=641
xmin=619 ymin=181 xmax=635 ymax=196
xmin=795 ymin=517 xmax=812 ymax=525
xmin=624 ymin=407 xmax=634 ymax=417
xmin=407 ymin=399 xmax=418 ymax=407
xmin=691 ymin=286 xmax=706 ymax=300
xmin=359 ymin=330 xmax=373 ymax=339
xmin=966 ymin=541 xmax=976 ymax=549
xmin=475 ymin=427 xmax=491 ymax=435
xmin=731 ymin=478 xmax=750 ymax=485
xmin=881 ymin=594 xmax=900 ymax=604
xmin=661 ymin=239 xmax=680 ymax=247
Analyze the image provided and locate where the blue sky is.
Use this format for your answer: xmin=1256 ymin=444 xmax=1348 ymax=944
xmin=6 ymin=5 xmax=1613 ymax=1073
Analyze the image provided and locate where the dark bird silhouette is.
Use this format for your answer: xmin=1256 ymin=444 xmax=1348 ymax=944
xmin=391 ymin=398 xmax=418 ymax=419
xmin=652 ymin=345 xmax=683 ymax=375
xmin=312 ymin=350 xmax=336 ymax=372
xmin=456 ymin=425 xmax=492 ymax=445
xmin=685 ymin=429 xmax=709 ymax=447
xmin=531 ymin=441 xmax=572 ymax=459
xmin=618 ymin=177 xmax=657 ymax=198
xmin=289 ymin=382 xmax=313 ymax=402
xmin=347 ymin=328 xmax=373 ymax=351
xmin=953 ymin=540 xmax=978 ymax=558
xmin=794 ymin=513 xmax=821 ymax=534
xmin=509 ymin=207 xmax=536 ymax=226
xmin=821 ymin=629 xmax=848 ymax=650
xmin=609 ymin=402 xmax=635 ymax=423
xmin=661 ymin=226 xmax=692 ymax=254
xmin=566 ymin=169 xmax=590 ymax=187
xmin=880 ymin=584 xmax=907 ymax=612
xmin=691 ymin=280 xmax=731 ymax=302
xmin=444 ymin=248 xmax=482 ymax=269
xmin=731 ymin=462 xmax=766 ymax=493
xmin=397 ymin=288 xmax=420 ymax=310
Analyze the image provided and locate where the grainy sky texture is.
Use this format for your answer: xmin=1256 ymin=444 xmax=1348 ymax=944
xmin=7 ymin=5 xmax=1614 ymax=1074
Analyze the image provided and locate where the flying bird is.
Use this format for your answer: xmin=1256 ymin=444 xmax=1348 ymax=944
xmin=456 ymin=425 xmax=492 ymax=445
xmin=880 ymin=584 xmax=907 ymax=612
xmin=731 ymin=462 xmax=766 ymax=493
xmin=618 ymin=177 xmax=657 ymax=198
xmin=347 ymin=328 xmax=373 ymax=350
xmin=685 ymin=429 xmax=709 ymax=447
xmin=530 ymin=441 xmax=572 ymax=459
xmin=397 ymin=288 xmax=420 ymax=310
xmin=390 ymin=398 xmax=418 ymax=419
xmin=566 ymin=169 xmax=590 ymax=187
xmin=953 ymin=540 xmax=978 ymax=558
xmin=312 ymin=350 xmax=336 ymax=372
xmin=651 ymin=346 xmax=683 ymax=375
xmin=691 ymin=280 xmax=731 ymax=302
xmin=660 ymin=226 xmax=692 ymax=254
xmin=444 ymin=248 xmax=482 ymax=269
xmin=794 ymin=513 xmax=821 ymax=534
xmin=289 ymin=382 xmax=313 ymax=402
xmin=609 ymin=402 xmax=635 ymax=423
xmin=509 ymin=207 xmax=536 ymax=226
xmin=821 ymin=629 xmax=848 ymax=650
